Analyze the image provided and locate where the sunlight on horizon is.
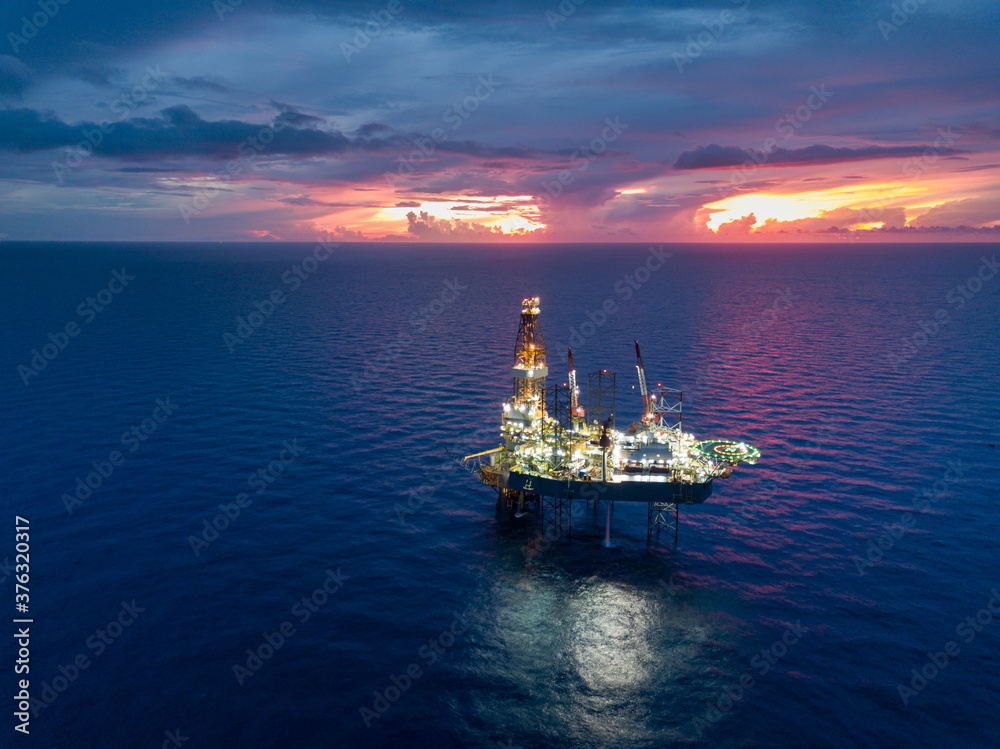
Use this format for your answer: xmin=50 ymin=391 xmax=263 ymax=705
xmin=370 ymin=195 xmax=546 ymax=236
xmin=704 ymin=182 xmax=929 ymax=232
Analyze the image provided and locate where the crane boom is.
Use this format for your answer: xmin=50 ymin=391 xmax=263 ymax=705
xmin=634 ymin=340 xmax=650 ymax=419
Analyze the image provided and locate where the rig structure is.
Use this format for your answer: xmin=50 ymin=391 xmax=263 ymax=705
xmin=463 ymin=297 xmax=761 ymax=542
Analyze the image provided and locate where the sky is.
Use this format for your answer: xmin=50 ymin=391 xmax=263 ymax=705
xmin=1 ymin=0 xmax=998 ymax=242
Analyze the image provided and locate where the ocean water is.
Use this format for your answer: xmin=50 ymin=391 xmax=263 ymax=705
xmin=2 ymin=241 xmax=999 ymax=748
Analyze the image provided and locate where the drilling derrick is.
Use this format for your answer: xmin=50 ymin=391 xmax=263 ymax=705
xmin=511 ymin=297 xmax=548 ymax=405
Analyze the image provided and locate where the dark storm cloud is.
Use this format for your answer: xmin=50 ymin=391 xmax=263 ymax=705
xmin=673 ymin=143 xmax=964 ymax=170
xmin=0 ymin=105 xmax=351 ymax=159
xmin=0 ymin=104 xmax=550 ymax=164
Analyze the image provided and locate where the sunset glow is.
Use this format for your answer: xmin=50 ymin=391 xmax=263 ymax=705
xmin=1 ymin=1 xmax=998 ymax=242
xmin=705 ymin=182 xmax=928 ymax=232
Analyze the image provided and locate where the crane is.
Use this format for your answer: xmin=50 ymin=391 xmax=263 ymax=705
xmin=635 ymin=340 xmax=683 ymax=432
xmin=634 ymin=340 xmax=653 ymax=423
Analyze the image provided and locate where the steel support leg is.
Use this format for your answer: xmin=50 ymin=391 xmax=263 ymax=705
xmin=647 ymin=501 xmax=678 ymax=543
xmin=541 ymin=493 xmax=571 ymax=541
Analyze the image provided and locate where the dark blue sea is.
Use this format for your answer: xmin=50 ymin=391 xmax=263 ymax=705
xmin=3 ymin=241 xmax=999 ymax=748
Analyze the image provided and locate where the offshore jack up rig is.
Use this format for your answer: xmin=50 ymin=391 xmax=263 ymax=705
xmin=463 ymin=297 xmax=760 ymax=543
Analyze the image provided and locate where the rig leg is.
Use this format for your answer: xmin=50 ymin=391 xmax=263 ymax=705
xmin=647 ymin=502 xmax=678 ymax=544
xmin=541 ymin=493 xmax=569 ymax=541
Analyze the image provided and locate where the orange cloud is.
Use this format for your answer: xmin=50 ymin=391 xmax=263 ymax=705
xmin=404 ymin=211 xmax=544 ymax=241
xmin=715 ymin=212 xmax=757 ymax=235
